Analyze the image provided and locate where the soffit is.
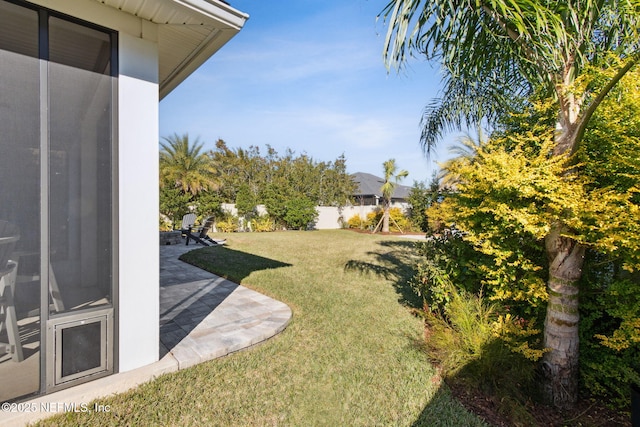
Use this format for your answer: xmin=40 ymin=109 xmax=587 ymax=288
xmin=96 ymin=0 xmax=248 ymax=98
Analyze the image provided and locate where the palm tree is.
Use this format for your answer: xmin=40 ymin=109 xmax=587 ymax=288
xmin=378 ymin=159 xmax=408 ymax=233
xmin=381 ymin=0 xmax=640 ymax=407
xmin=439 ymin=128 xmax=487 ymax=189
xmin=159 ymin=133 xmax=217 ymax=196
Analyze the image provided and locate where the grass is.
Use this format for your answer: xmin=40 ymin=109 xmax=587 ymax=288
xmin=36 ymin=230 xmax=488 ymax=426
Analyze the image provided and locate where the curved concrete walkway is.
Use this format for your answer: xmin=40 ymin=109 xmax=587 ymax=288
xmin=160 ymin=243 xmax=292 ymax=369
xmin=2 ymin=243 xmax=291 ymax=427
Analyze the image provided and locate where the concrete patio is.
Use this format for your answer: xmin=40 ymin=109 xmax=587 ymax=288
xmin=159 ymin=243 xmax=292 ymax=369
xmin=1 ymin=241 xmax=292 ymax=426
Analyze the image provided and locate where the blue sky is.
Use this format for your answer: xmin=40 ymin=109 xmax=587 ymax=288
xmin=160 ymin=0 xmax=458 ymax=184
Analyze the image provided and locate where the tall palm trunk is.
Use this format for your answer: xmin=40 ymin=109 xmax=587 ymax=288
xmin=542 ymin=223 xmax=585 ymax=408
xmin=541 ymin=99 xmax=584 ymax=407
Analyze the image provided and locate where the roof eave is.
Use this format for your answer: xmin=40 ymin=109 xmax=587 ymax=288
xmin=159 ymin=26 xmax=237 ymax=99
xmin=159 ymin=0 xmax=248 ymax=99
xmin=173 ymin=0 xmax=248 ymax=30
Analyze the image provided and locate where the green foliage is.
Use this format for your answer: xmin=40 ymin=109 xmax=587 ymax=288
xmin=160 ymin=138 xmax=357 ymax=233
xmin=579 ymin=64 xmax=640 ymax=197
xmin=381 ymin=159 xmax=408 ymax=202
xmin=576 ymin=63 xmax=640 ymax=308
xmin=235 ymin=183 xmax=257 ymax=217
xmin=383 ymin=0 xmax=640 ymax=409
xmin=283 ymin=197 xmax=318 ymax=230
xmin=160 ymin=133 xmax=217 ymax=196
xmin=216 ymin=216 xmax=238 ymax=233
xmin=380 ymin=159 xmax=409 ymax=232
xmin=431 ymin=122 xmax=640 ymax=302
xmin=412 ymin=234 xmax=485 ymax=314
xmin=193 ymin=191 xmax=222 ymax=218
xmin=159 ymin=184 xmax=191 ymax=228
xmin=263 ymin=184 xmax=318 ymax=230
xmin=423 ymin=94 xmax=640 ymax=408
xmin=210 ymin=141 xmax=356 ymax=208
xmin=158 ymin=134 xmax=221 ymax=229
xmin=579 ymin=250 xmax=640 ymax=408
xmin=407 ymin=174 xmax=441 ymax=232
xmin=381 ymin=0 xmax=640 ymax=153
xmin=250 ymin=215 xmax=275 ymax=232
xmin=423 ymin=285 xmax=541 ymax=419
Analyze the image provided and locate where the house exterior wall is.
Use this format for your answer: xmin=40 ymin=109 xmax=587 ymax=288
xmin=118 ymin=32 xmax=160 ymax=372
xmin=27 ymin=0 xmax=161 ymax=372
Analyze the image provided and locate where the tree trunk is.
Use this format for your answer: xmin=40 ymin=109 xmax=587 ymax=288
xmin=382 ymin=206 xmax=390 ymax=233
xmin=541 ymin=222 xmax=585 ymax=408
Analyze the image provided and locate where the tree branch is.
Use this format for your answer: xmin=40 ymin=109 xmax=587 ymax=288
xmin=572 ymin=52 xmax=640 ymax=155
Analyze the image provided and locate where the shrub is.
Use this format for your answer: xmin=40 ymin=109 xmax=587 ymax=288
xmin=423 ymin=286 xmax=541 ymax=424
xmin=251 ymin=215 xmax=275 ymax=232
xmin=365 ymin=210 xmax=380 ymax=228
xmin=216 ymin=216 xmax=238 ymax=233
xmin=579 ymin=250 xmax=640 ymax=409
xmin=346 ymin=214 xmax=367 ymax=229
xmin=411 ymin=233 xmax=486 ymax=314
xmin=365 ymin=207 xmax=412 ymax=232
xmin=159 ymin=215 xmax=172 ymax=231
xmin=283 ymin=197 xmax=318 ymax=230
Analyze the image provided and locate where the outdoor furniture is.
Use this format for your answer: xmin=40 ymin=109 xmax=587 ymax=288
xmin=13 ymin=254 xmax=65 ymax=314
xmin=0 ymin=220 xmax=23 ymax=362
xmin=185 ymin=216 xmax=226 ymax=246
xmin=179 ymin=213 xmax=197 ymax=235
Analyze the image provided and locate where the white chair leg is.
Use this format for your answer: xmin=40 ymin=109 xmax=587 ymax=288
xmin=0 ymin=262 xmax=23 ymax=362
xmin=49 ymin=264 xmax=65 ymax=312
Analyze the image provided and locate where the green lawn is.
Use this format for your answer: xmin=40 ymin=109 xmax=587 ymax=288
xmin=37 ymin=230 xmax=487 ymax=426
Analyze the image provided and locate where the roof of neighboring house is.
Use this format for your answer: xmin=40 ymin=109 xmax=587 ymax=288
xmin=352 ymin=172 xmax=412 ymax=200
xmin=100 ymin=0 xmax=248 ymax=99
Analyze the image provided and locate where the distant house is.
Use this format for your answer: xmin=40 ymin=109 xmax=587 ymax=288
xmin=0 ymin=0 xmax=247 ymax=404
xmin=351 ymin=172 xmax=411 ymax=207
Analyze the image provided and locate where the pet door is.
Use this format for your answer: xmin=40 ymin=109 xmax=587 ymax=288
xmin=47 ymin=308 xmax=113 ymax=390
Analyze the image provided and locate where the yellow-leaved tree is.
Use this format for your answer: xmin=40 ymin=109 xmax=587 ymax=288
xmin=427 ymin=66 xmax=640 ymax=406
xmin=382 ymin=0 xmax=640 ymax=407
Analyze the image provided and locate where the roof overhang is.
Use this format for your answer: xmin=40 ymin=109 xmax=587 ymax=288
xmin=97 ymin=0 xmax=248 ymax=99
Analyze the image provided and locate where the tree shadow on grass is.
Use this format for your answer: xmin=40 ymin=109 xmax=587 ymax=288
xmin=179 ymin=246 xmax=292 ymax=284
xmin=344 ymin=239 xmax=423 ymax=309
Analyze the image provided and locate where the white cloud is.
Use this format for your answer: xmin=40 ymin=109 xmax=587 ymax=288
xmin=160 ymin=0 xmax=448 ymax=184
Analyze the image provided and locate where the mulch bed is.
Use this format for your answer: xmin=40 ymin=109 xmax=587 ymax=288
xmin=447 ymin=379 xmax=631 ymax=427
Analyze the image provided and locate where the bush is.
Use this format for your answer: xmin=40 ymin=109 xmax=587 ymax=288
xmin=346 ymin=214 xmax=367 ymax=229
xmin=251 ymin=215 xmax=275 ymax=232
xmin=159 ymin=215 xmax=172 ymax=231
xmin=411 ymin=233 xmax=486 ymax=314
xmin=366 ymin=207 xmax=412 ymax=232
xmin=216 ymin=216 xmax=238 ymax=233
xmin=423 ymin=286 xmax=541 ymax=424
xmin=579 ymin=250 xmax=640 ymax=409
xmin=283 ymin=197 xmax=318 ymax=230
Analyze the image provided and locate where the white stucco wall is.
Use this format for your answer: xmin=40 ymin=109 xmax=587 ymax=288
xmin=118 ymin=32 xmax=160 ymax=372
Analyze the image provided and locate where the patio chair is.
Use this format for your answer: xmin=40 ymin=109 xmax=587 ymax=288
xmin=185 ymin=216 xmax=226 ymax=246
xmin=0 ymin=220 xmax=23 ymax=362
xmin=179 ymin=213 xmax=197 ymax=234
